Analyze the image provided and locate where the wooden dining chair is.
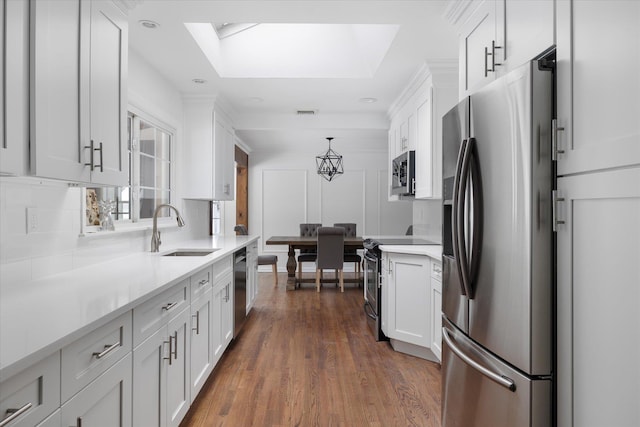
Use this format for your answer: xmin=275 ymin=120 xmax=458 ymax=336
xmin=234 ymin=225 xmax=278 ymax=286
xmin=297 ymin=223 xmax=322 ymax=287
xmin=315 ymin=227 xmax=345 ymax=292
xmin=334 ymin=223 xmax=362 ymax=280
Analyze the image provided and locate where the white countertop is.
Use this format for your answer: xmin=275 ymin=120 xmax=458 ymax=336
xmin=379 ymin=244 xmax=442 ymax=260
xmin=0 ymin=235 xmax=258 ymax=378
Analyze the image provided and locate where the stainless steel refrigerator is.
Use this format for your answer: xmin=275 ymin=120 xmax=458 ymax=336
xmin=441 ymin=53 xmax=555 ymax=426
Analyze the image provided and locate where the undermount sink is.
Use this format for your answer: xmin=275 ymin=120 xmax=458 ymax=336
xmin=161 ymin=249 xmax=218 ymax=257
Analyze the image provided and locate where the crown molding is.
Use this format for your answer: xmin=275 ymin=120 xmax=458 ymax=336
xmin=443 ymin=0 xmax=478 ymax=30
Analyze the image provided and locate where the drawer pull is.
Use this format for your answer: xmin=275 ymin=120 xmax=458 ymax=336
xmin=198 ymin=278 xmax=208 ymax=286
xmin=92 ymin=341 xmax=121 ymax=359
xmin=162 ymin=302 xmax=178 ymax=311
xmin=1 ymin=402 xmax=33 ymax=426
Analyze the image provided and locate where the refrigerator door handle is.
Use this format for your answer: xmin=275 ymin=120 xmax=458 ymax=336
xmin=456 ymin=138 xmax=474 ymax=298
xmin=452 ymin=139 xmax=468 ymax=296
xmin=442 ymin=327 xmax=516 ymax=392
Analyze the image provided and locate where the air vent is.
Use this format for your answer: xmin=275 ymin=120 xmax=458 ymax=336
xmin=296 ymin=110 xmax=316 ymax=115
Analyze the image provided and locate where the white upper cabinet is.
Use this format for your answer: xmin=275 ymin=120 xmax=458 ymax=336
xmin=556 ymin=0 xmax=640 ymax=175
xmin=183 ymin=99 xmax=235 ymax=201
xmin=0 ymin=0 xmax=29 ymax=176
xmin=459 ymin=0 xmax=504 ymax=96
xmin=30 ymin=0 xmax=128 ymax=185
xmin=455 ymin=0 xmax=554 ymax=97
xmin=388 ymin=63 xmax=458 ymax=200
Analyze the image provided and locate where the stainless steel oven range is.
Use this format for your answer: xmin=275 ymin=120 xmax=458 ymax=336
xmin=363 ymin=237 xmax=439 ymax=341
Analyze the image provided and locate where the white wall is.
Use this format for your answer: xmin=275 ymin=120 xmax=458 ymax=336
xmin=0 ymin=50 xmax=211 ymax=285
xmin=248 ymin=148 xmax=412 ymax=271
xmin=412 ymin=199 xmax=443 ymax=243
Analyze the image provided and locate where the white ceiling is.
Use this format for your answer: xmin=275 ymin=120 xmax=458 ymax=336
xmin=126 ymin=0 xmax=459 ymax=152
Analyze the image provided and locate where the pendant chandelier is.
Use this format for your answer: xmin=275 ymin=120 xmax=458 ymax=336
xmin=316 ymin=137 xmax=344 ymax=181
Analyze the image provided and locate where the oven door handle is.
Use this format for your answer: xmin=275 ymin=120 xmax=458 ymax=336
xmin=363 ymin=301 xmax=377 ymax=320
xmin=363 ymin=251 xmax=378 ymax=263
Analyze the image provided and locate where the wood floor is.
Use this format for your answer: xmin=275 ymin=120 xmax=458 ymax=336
xmin=180 ymin=273 xmax=442 ymax=427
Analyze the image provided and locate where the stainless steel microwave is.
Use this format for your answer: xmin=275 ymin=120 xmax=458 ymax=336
xmin=391 ymin=150 xmax=415 ymax=196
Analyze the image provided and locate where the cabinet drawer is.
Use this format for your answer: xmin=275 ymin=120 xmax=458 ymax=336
xmin=133 ymin=279 xmax=189 ymax=346
xmin=190 ymin=266 xmax=213 ymax=301
xmin=61 ymin=311 xmax=132 ymax=402
xmin=431 ymin=261 xmax=442 ymax=282
xmin=0 ymin=352 xmax=60 ymax=427
xmin=212 ymin=255 xmax=232 ymax=283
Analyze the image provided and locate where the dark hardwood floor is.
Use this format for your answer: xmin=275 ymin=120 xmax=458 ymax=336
xmin=180 ymin=273 xmax=442 ymax=427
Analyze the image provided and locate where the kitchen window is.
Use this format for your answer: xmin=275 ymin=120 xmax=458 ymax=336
xmin=84 ymin=111 xmax=175 ymax=231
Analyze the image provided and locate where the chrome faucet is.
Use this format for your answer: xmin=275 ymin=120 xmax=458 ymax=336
xmin=151 ymin=204 xmax=186 ymax=252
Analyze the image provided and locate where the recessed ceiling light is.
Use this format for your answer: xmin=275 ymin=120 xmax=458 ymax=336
xmin=359 ymin=97 xmax=378 ymax=103
xmin=192 ymin=78 xmax=207 ymax=84
xmin=139 ymin=20 xmax=160 ymax=29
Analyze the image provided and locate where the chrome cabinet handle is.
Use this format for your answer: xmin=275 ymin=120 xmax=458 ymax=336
xmin=552 ymin=118 xmax=565 ymax=161
xmin=0 ymin=402 xmax=33 ymax=427
xmin=84 ymin=140 xmax=95 ymax=171
xmin=442 ymin=327 xmax=516 ymax=391
xmin=171 ymin=331 xmax=178 ymax=360
xmin=484 ymin=40 xmax=502 ymax=76
xmin=163 ymin=337 xmax=172 ymax=365
xmin=76 ymin=417 xmax=83 ymax=427
xmin=95 ymin=142 xmax=103 ymax=172
xmin=162 ymin=302 xmax=178 ymax=311
xmin=552 ymin=190 xmax=566 ymax=232
xmin=198 ymin=278 xmax=208 ymax=286
xmin=192 ymin=311 xmax=200 ymax=334
xmin=92 ymin=341 xmax=121 ymax=359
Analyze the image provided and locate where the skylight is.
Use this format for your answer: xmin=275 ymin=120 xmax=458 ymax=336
xmin=184 ymin=22 xmax=400 ymax=79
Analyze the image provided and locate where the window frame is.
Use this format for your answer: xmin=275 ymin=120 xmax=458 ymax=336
xmin=81 ymin=107 xmax=177 ymax=235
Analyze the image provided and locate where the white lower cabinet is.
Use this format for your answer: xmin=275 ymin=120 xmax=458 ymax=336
xmin=1 ymin=246 xmax=251 ymax=427
xmin=133 ymin=306 xmax=191 ymax=427
xmin=212 ymin=271 xmax=234 ymax=365
xmin=557 ymin=167 xmax=640 ymax=427
xmin=384 ymin=250 xmax=440 ymax=362
xmin=0 ymin=352 xmax=60 ymax=427
xmin=61 ymin=353 xmax=132 ymax=427
xmin=190 ymin=290 xmax=214 ymax=402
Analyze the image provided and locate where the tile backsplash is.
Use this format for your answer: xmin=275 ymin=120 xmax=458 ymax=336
xmin=0 ymin=177 xmax=207 ymax=285
xmin=412 ymin=199 xmax=442 ymax=243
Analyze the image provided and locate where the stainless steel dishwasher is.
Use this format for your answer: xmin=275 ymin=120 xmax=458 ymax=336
xmin=233 ymin=248 xmax=247 ymax=337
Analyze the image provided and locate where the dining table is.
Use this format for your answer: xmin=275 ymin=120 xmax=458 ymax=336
xmin=265 ymin=235 xmax=364 ymax=290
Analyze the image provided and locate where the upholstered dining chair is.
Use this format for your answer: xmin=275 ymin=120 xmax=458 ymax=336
xmin=333 ymin=223 xmax=362 ymax=280
xmin=315 ymin=227 xmax=345 ymax=292
xmin=234 ymin=225 xmax=278 ymax=286
xmin=297 ymin=223 xmax=322 ymax=287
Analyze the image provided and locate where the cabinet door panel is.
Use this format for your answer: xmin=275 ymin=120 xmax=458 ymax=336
xmin=1 ymin=0 xmax=29 ymax=176
xmin=190 ymin=293 xmax=213 ymax=402
xmin=557 ymin=168 xmax=640 ymax=427
xmin=61 ymin=353 xmax=132 ymax=427
xmin=504 ymin=0 xmax=554 ymax=72
xmin=133 ymin=329 xmax=166 ymax=427
xmin=31 ymin=0 xmax=90 ymax=182
xmin=387 ymin=253 xmax=431 ymax=347
xmin=461 ymin=1 xmax=496 ymax=94
xmin=414 ymin=89 xmax=433 ymax=198
xmin=557 ymin=0 xmax=640 ymax=175
xmin=89 ymin=0 xmax=128 ymax=186
xmin=166 ymin=308 xmax=191 ymax=427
